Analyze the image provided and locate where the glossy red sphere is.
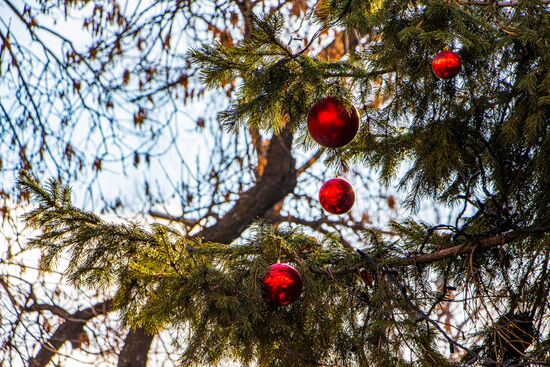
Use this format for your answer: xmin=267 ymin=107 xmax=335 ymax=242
xmin=432 ymin=50 xmax=462 ymax=79
xmin=307 ymin=97 xmax=360 ymax=148
xmin=261 ymin=263 xmax=303 ymax=306
xmin=319 ymin=178 xmax=355 ymax=215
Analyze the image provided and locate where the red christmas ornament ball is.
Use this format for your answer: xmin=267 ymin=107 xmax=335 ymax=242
xmin=307 ymin=97 xmax=360 ymax=148
xmin=432 ymin=50 xmax=462 ymax=79
xmin=319 ymin=178 xmax=355 ymax=215
xmin=261 ymin=263 xmax=303 ymax=306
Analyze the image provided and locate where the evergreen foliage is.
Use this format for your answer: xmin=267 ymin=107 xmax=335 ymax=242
xmin=17 ymin=0 xmax=550 ymax=366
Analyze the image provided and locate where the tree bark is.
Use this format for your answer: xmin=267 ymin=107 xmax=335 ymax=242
xmin=199 ymin=128 xmax=296 ymax=243
xmin=116 ymin=327 xmax=155 ymax=367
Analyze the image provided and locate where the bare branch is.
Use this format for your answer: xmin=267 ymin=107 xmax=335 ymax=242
xmin=28 ymin=300 xmax=112 ymax=367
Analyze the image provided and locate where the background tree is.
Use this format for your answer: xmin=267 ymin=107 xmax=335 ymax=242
xmin=2 ymin=0 xmax=550 ymax=366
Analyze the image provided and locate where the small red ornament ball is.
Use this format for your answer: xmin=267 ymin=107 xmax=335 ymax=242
xmin=432 ymin=50 xmax=462 ymax=79
xmin=261 ymin=263 xmax=303 ymax=306
xmin=319 ymin=178 xmax=355 ymax=215
xmin=307 ymin=97 xmax=360 ymax=148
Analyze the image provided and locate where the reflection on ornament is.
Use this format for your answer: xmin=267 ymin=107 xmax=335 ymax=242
xmin=308 ymin=97 xmax=359 ymax=148
xmin=432 ymin=50 xmax=462 ymax=79
xmin=319 ymin=178 xmax=355 ymax=215
xmin=261 ymin=263 xmax=303 ymax=306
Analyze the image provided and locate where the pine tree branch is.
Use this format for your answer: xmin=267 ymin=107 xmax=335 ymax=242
xmin=385 ymin=227 xmax=550 ymax=267
xmin=19 ymin=172 xmax=549 ymax=366
xmin=308 ymin=227 xmax=549 ymax=276
xmin=28 ymin=300 xmax=112 ymax=367
xmin=294 ymin=0 xmax=353 ymax=58
xmin=385 ymin=231 xmax=522 ymax=267
xmin=117 ymin=126 xmax=296 ymax=367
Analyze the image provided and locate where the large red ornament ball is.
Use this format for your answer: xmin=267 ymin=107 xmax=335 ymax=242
xmin=261 ymin=263 xmax=303 ymax=306
xmin=432 ymin=50 xmax=462 ymax=79
xmin=307 ymin=97 xmax=360 ymax=148
xmin=319 ymin=178 xmax=355 ymax=215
